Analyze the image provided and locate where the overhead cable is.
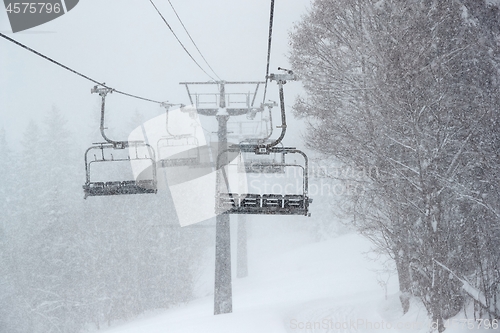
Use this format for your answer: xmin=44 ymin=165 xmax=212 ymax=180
xmin=149 ymin=0 xmax=217 ymax=82
xmin=0 ymin=32 xmax=166 ymax=105
xmin=262 ymin=0 xmax=275 ymax=104
xmin=166 ymin=0 xmax=222 ymax=81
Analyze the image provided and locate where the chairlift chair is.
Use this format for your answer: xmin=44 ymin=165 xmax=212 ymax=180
xmin=83 ymin=86 xmax=158 ymax=199
xmin=157 ymin=135 xmax=201 ymax=167
xmin=156 ymin=104 xmax=202 ymax=168
xmin=216 ymin=69 xmax=312 ymax=216
xmin=217 ymin=146 xmax=312 ymax=216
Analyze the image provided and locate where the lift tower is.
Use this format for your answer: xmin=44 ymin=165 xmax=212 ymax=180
xmin=181 ymin=70 xmax=312 ymax=314
xmin=180 ymin=80 xmax=265 ymax=314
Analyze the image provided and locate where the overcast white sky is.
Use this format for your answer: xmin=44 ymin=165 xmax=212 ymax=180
xmin=0 ymin=0 xmax=311 ymax=149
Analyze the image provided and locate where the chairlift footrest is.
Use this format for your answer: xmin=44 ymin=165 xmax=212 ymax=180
xmin=159 ymin=157 xmax=200 ymax=168
xmin=239 ymin=163 xmax=286 ymax=174
xmin=217 ymin=193 xmax=310 ymax=216
xmin=83 ymin=180 xmax=157 ymax=198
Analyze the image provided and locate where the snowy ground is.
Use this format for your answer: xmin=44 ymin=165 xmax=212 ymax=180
xmin=97 ymin=223 xmax=483 ymax=333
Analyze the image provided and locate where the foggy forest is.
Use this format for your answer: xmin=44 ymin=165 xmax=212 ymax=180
xmin=1 ymin=0 xmax=500 ymax=332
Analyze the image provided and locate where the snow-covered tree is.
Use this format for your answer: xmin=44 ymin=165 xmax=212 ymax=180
xmin=290 ymin=0 xmax=500 ymax=329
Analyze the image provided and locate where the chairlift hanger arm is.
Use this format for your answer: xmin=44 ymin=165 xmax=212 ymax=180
xmin=260 ymin=68 xmax=299 ymax=151
xmin=265 ymin=78 xmax=286 ymax=148
xmin=161 ymin=103 xmax=179 ymax=137
xmin=234 ymin=68 xmax=297 ymax=151
xmin=91 ymin=86 xmax=129 ymax=149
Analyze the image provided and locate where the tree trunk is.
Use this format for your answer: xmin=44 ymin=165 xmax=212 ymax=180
xmin=395 ymin=250 xmax=411 ymax=313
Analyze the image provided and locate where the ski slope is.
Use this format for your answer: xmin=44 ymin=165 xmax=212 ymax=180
xmin=98 ymin=230 xmax=477 ymax=333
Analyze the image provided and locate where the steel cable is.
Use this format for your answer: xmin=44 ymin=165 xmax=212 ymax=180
xmin=166 ymin=0 xmax=222 ymax=81
xmin=262 ymin=0 xmax=275 ymax=104
xmin=149 ymin=0 xmax=217 ymax=82
xmin=0 ymin=32 xmax=166 ymax=104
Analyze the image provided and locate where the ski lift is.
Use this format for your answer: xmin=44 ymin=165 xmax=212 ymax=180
xmin=217 ymin=146 xmax=311 ymax=216
xmin=216 ymin=69 xmax=312 ymax=216
xmin=157 ymin=103 xmax=201 ymax=168
xmin=83 ymin=86 xmax=157 ymax=199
